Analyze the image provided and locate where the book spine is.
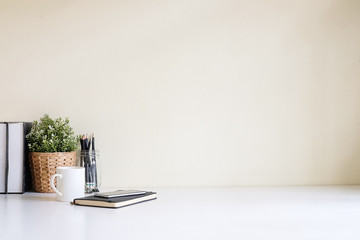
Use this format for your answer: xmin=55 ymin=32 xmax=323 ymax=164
xmin=5 ymin=123 xmax=9 ymax=194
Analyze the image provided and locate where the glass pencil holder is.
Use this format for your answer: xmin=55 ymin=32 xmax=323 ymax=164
xmin=77 ymin=150 xmax=101 ymax=193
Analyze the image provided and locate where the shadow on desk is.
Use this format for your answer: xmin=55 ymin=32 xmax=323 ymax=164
xmin=22 ymin=192 xmax=57 ymax=202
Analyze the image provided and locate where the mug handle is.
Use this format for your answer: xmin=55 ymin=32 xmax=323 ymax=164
xmin=50 ymin=174 xmax=63 ymax=196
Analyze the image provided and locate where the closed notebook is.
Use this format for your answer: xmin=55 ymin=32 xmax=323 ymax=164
xmin=73 ymin=191 xmax=157 ymax=208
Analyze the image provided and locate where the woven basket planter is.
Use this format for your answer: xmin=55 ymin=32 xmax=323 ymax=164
xmin=29 ymin=152 xmax=77 ymax=193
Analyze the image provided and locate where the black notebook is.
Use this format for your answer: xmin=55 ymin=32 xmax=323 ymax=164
xmin=73 ymin=191 xmax=157 ymax=208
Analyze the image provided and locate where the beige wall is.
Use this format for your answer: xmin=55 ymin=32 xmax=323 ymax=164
xmin=1 ymin=0 xmax=360 ymax=187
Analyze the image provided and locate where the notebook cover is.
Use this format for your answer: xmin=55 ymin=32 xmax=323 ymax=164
xmin=23 ymin=122 xmax=33 ymax=192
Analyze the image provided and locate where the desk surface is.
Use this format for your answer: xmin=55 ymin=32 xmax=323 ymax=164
xmin=1 ymin=186 xmax=360 ymax=240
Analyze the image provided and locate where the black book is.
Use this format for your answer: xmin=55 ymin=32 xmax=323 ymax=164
xmin=73 ymin=191 xmax=157 ymax=208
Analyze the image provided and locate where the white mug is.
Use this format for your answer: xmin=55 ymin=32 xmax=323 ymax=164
xmin=50 ymin=167 xmax=85 ymax=202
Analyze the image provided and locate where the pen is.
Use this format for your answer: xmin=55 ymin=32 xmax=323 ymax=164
xmin=80 ymin=133 xmax=98 ymax=192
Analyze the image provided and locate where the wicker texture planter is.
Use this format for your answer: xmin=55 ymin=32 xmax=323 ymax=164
xmin=29 ymin=152 xmax=77 ymax=193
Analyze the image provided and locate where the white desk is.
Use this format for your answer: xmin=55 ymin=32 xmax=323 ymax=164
xmin=1 ymin=187 xmax=360 ymax=240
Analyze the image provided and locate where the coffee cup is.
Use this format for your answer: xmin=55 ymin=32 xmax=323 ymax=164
xmin=50 ymin=166 xmax=85 ymax=202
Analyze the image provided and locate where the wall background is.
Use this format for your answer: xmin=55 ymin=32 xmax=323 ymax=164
xmin=1 ymin=0 xmax=360 ymax=187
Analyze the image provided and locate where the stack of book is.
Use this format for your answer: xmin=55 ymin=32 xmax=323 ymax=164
xmin=73 ymin=190 xmax=157 ymax=208
xmin=0 ymin=122 xmax=32 ymax=194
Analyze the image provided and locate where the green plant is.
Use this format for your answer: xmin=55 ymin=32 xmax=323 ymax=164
xmin=26 ymin=114 xmax=78 ymax=152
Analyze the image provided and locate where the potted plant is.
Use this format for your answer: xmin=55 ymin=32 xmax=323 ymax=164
xmin=26 ymin=114 xmax=78 ymax=193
